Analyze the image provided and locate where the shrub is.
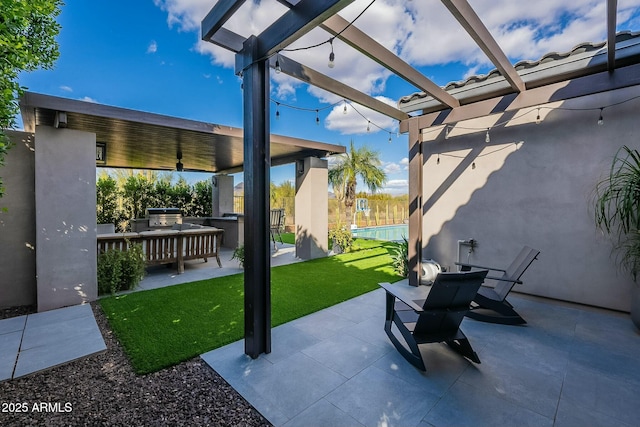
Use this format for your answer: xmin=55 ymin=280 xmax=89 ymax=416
xmin=231 ymin=245 xmax=245 ymax=268
xmin=391 ymin=236 xmax=408 ymax=277
xmin=97 ymin=242 xmax=146 ymax=295
xmin=329 ymin=225 xmax=353 ymax=253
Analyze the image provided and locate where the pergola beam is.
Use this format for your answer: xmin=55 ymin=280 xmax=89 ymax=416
xmin=202 ymin=0 xmax=246 ymax=42
xmin=441 ymin=0 xmax=526 ymax=93
xmin=607 ymin=0 xmax=618 ymax=72
xmin=267 ymin=54 xmax=409 ymax=121
xmin=320 ymin=15 xmax=459 ymax=109
xmin=255 ymin=0 xmax=355 ymax=59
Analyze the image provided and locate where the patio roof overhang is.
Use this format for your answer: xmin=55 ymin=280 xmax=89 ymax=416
xmin=19 ymin=91 xmax=345 ymax=174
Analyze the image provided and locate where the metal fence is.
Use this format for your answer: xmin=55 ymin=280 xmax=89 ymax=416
xmin=232 ymin=196 xmax=408 ymax=229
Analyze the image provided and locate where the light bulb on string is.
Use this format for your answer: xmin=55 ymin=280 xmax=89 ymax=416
xmin=388 ymin=133 xmax=392 ymax=143
xmin=316 ymin=110 xmax=320 ymax=125
xmin=598 ymin=108 xmax=604 ymax=125
xmin=437 ymin=154 xmax=440 ymax=165
xmin=328 ymin=39 xmax=335 ymax=69
xmin=275 ymin=53 xmax=281 ymax=74
xmin=275 ymin=102 xmax=280 ymax=120
xmin=536 ymin=108 xmax=541 ymax=124
xmin=343 ymin=101 xmax=347 ymax=114
xmin=445 ymin=126 xmax=450 ymax=139
xmin=485 ymin=128 xmax=490 ymax=143
xmin=367 ymin=120 xmax=370 ymax=132
xmin=472 ymin=162 xmax=476 ymax=170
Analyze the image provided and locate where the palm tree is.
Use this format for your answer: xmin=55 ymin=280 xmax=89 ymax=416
xmin=329 ymin=140 xmax=387 ymax=227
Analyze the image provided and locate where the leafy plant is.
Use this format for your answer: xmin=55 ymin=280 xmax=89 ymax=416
xmin=594 ymin=145 xmax=640 ymax=280
xmin=391 ymin=236 xmax=409 ymax=277
xmin=231 ymin=245 xmax=245 ymax=268
xmin=97 ymin=242 xmax=146 ymax=295
xmin=329 ymin=225 xmax=353 ymax=253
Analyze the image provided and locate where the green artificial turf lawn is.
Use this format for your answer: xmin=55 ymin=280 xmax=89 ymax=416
xmin=99 ymin=239 xmax=401 ymax=374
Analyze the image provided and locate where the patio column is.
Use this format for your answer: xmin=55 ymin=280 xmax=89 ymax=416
xmin=241 ymin=35 xmax=271 ymax=358
xmin=211 ymin=174 xmax=234 ymax=216
xmin=295 ymin=157 xmax=329 ymax=259
xmin=407 ymin=119 xmax=422 ymax=286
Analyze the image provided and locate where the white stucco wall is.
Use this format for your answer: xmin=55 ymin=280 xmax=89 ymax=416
xmin=35 ymin=125 xmax=97 ymax=312
xmin=421 ymin=85 xmax=640 ymax=312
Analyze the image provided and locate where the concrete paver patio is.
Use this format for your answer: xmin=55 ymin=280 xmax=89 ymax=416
xmin=201 ymin=281 xmax=640 ymax=427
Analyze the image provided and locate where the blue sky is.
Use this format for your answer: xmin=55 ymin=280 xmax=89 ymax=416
xmin=18 ymin=0 xmax=640 ymax=193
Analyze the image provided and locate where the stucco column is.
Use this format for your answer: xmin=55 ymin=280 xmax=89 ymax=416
xmin=295 ymin=157 xmax=329 ymax=259
xmin=34 ymin=125 xmax=97 ymax=311
xmin=212 ymin=174 xmax=234 ymax=216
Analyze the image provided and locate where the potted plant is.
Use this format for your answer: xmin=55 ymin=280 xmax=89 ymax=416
xmin=594 ymin=145 xmax=640 ymax=329
xmin=329 ymin=224 xmax=353 ymax=254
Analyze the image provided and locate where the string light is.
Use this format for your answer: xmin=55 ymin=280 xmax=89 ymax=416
xmin=328 ymin=39 xmax=335 ymax=69
xmin=315 ymin=110 xmax=320 ymax=125
xmin=472 ymin=162 xmax=476 ymax=169
xmin=535 ymin=108 xmax=541 ymax=124
xmin=485 ymin=128 xmax=490 ymax=143
xmin=388 ymin=133 xmax=392 ymax=143
xmin=598 ymin=108 xmax=604 ymax=125
xmin=437 ymin=153 xmax=440 ymax=165
xmin=445 ymin=126 xmax=450 ymax=139
xmin=275 ymin=52 xmax=281 ymax=74
xmin=275 ymin=102 xmax=280 ymax=120
xmin=343 ymin=100 xmax=348 ymax=114
xmin=367 ymin=120 xmax=371 ymax=132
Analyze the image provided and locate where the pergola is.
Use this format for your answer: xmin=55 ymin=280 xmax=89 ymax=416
xmin=201 ymin=0 xmax=626 ymax=358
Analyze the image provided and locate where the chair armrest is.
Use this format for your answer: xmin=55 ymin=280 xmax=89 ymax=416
xmin=485 ymin=274 xmax=523 ymax=284
xmin=379 ymin=282 xmax=425 ymax=312
xmin=455 ymin=261 xmax=507 ymax=273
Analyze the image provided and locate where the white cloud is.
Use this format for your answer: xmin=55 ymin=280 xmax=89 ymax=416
xmin=325 ymin=96 xmax=398 ymax=135
xmin=381 ymin=179 xmax=408 ymax=195
xmin=399 ymin=157 xmax=408 ymax=166
xmin=147 ymin=40 xmax=158 ymax=54
xmin=384 ymin=163 xmax=402 ymax=174
xmin=79 ymin=96 xmax=97 ymax=103
xmin=60 ymin=85 xmax=73 ymax=92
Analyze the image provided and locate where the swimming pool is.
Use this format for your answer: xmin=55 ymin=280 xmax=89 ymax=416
xmin=351 ymin=224 xmax=408 ymax=241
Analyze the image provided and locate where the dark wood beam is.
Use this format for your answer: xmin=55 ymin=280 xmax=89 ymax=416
xmin=320 ymin=15 xmax=460 ymax=109
xmin=268 ymin=54 xmax=409 ymax=121
xmin=607 ymin=0 xmax=618 ymax=72
xmin=202 ymin=0 xmax=246 ymax=42
xmin=441 ymin=0 xmax=525 ymax=93
xmin=255 ymin=0 xmax=355 ymax=59
xmin=407 ymin=118 xmax=423 ymax=286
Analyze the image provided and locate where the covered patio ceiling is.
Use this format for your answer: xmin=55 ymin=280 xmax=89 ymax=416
xmin=19 ymin=91 xmax=345 ymax=174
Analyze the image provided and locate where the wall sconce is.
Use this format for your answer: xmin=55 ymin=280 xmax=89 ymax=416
xmin=96 ymin=142 xmax=106 ymax=164
xmin=54 ymin=111 xmax=67 ymax=128
xmin=212 ymin=177 xmax=218 ymax=187
xmin=296 ymin=160 xmax=305 ymax=177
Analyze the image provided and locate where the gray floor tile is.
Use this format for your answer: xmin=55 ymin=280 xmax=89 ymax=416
xmin=20 ymin=315 xmax=104 ymax=350
xmin=345 ymin=315 xmax=393 ymax=348
xmin=302 ymin=333 xmax=391 ymax=378
xmin=373 ymin=343 xmax=473 ymax=396
xmin=326 ymin=366 xmax=438 ymax=427
xmin=423 ymin=381 xmax=553 ymax=427
xmin=560 ymin=362 xmax=640 ymax=426
xmin=0 ymin=331 xmax=22 ymax=381
xmin=262 ymin=322 xmax=322 ymax=364
xmin=458 ymin=351 xmax=563 ymax=418
xmin=283 ymin=399 xmax=365 ymax=427
xmin=554 ymin=396 xmax=636 ymax=427
xmin=291 ymin=308 xmax=358 ymax=340
xmin=24 ymin=304 xmax=93 ymax=329
xmin=0 ymin=315 xmax=27 ymax=335
xmin=14 ymin=328 xmax=106 ymax=378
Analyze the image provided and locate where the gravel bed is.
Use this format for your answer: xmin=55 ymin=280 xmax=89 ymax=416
xmin=0 ymin=304 xmax=272 ymax=427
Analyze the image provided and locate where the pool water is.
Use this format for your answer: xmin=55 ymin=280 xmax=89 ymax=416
xmin=351 ymin=224 xmax=408 ymax=241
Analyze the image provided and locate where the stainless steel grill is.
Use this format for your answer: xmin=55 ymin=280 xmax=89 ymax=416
xmin=146 ymin=208 xmax=182 ymax=228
